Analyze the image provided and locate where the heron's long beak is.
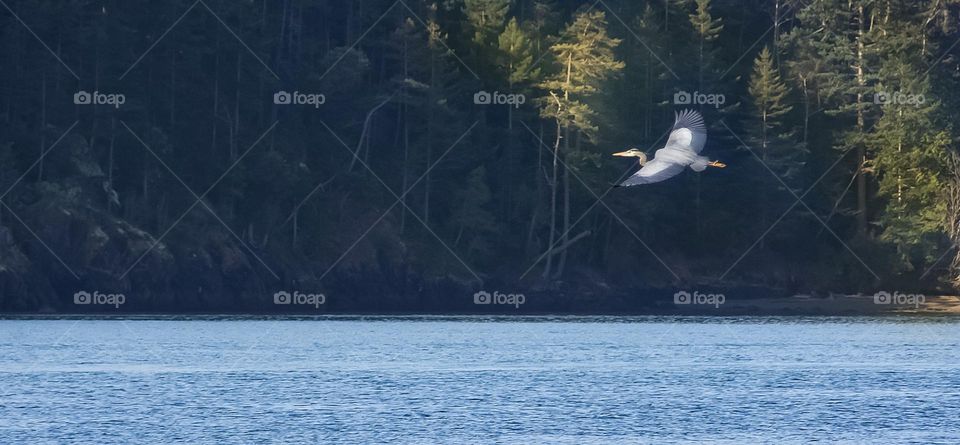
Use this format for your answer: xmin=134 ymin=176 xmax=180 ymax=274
xmin=612 ymin=151 xmax=631 ymax=157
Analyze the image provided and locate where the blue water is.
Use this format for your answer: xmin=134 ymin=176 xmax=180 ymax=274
xmin=1 ymin=316 xmax=958 ymax=444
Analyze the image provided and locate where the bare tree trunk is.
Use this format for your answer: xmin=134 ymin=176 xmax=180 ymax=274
xmin=170 ymin=49 xmax=176 ymax=125
xmin=554 ymin=129 xmax=575 ymax=279
xmin=543 ymin=102 xmax=562 ymax=279
xmin=212 ymin=32 xmax=220 ymax=154
xmin=760 ymin=108 xmax=768 ymax=249
xmin=38 ymin=71 xmax=46 ymax=181
xmin=108 ymin=118 xmax=116 ymax=212
xmin=527 ymin=122 xmax=546 ymax=258
xmin=854 ymin=3 xmax=868 ymax=235
xmin=800 ymin=76 xmax=809 ymax=144
xmin=399 ymin=39 xmax=408 ymax=233
xmin=233 ymin=50 xmax=242 ymax=161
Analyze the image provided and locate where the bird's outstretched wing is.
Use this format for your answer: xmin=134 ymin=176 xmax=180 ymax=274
xmin=663 ymin=109 xmax=707 ymax=154
xmin=618 ymin=158 xmax=685 ymax=186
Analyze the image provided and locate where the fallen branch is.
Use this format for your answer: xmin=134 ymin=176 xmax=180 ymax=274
xmin=538 ymin=230 xmax=591 ymax=257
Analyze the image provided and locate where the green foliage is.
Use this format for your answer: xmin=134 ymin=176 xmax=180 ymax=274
xmin=538 ymin=9 xmax=624 ymax=142
xmin=464 ymin=0 xmax=512 ymax=46
xmin=689 ymin=0 xmax=723 ymax=43
xmin=498 ymin=18 xmax=539 ymax=87
xmin=746 ymin=47 xmax=805 ymax=187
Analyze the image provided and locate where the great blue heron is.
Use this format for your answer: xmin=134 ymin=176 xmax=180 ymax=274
xmin=612 ymin=109 xmax=725 ymax=186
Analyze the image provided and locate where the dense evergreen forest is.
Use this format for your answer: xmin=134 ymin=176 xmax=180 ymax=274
xmin=2 ymin=0 xmax=960 ymax=312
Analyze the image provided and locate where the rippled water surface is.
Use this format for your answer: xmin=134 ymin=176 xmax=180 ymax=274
xmin=1 ymin=316 xmax=958 ymax=444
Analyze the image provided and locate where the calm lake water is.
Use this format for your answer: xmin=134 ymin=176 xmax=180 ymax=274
xmin=1 ymin=316 xmax=958 ymax=444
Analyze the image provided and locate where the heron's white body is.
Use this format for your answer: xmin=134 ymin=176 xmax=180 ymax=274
xmin=651 ymin=147 xmax=711 ymax=171
xmin=618 ymin=109 xmax=713 ymax=186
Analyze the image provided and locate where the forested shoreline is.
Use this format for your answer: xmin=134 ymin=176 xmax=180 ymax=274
xmin=2 ymin=0 xmax=960 ymax=312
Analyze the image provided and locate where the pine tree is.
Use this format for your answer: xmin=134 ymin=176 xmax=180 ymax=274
xmin=538 ymin=9 xmax=624 ymax=142
xmin=388 ymin=16 xmax=469 ymax=228
xmin=873 ymin=99 xmax=951 ymax=271
xmin=498 ymin=18 xmax=539 ymax=90
xmin=789 ymin=0 xmax=879 ymax=236
xmin=464 ymin=0 xmax=512 ymax=46
xmin=627 ymin=4 xmax=669 ymax=140
xmin=537 ymin=8 xmax=623 ymax=278
xmin=870 ymin=2 xmax=953 ymax=273
xmin=464 ymin=0 xmax=512 ymax=79
xmin=498 ymin=17 xmax=539 ymax=129
xmin=686 ymin=0 xmax=724 ymax=240
xmin=745 ymin=46 xmax=806 ymax=244
xmin=688 ymin=0 xmax=723 ymax=95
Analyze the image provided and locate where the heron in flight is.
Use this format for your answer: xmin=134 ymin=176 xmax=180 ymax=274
xmin=612 ymin=109 xmax=725 ymax=186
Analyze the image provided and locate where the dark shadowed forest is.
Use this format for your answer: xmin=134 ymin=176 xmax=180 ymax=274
xmin=2 ymin=0 xmax=960 ymax=313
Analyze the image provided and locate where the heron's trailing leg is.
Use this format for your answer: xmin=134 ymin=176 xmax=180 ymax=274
xmin=708 ymin=160 xmax=726 ymax=168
